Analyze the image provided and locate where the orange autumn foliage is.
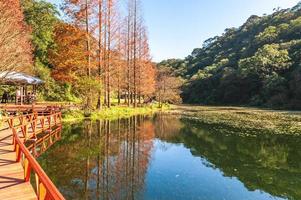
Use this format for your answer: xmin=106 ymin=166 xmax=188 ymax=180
xmin=49 ymin=23 xmax=88 ymax=83
xmin=0 ymin=0 xmax=33 ymax=74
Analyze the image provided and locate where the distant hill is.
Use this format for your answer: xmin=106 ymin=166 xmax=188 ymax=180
xmin=158 ymin=2 xmax=301 ymax=109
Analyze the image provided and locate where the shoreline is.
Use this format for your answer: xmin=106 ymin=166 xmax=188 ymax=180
xmin=62 ymin=104 xmax=169 ymax=122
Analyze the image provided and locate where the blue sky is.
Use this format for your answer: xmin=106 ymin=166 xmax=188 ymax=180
xmin=47 ymin=0 xmax=300 ymax=61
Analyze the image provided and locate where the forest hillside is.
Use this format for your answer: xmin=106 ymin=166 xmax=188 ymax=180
xmin=158 ymin=3 xmax=301 ymax=109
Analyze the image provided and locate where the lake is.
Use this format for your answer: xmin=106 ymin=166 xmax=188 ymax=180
xmin=38 ymin=113 xmax=301 ymax=200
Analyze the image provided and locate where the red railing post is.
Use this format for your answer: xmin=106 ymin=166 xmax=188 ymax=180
xmin=16 ymin=144 xmax=21 ymax=162
xmin=8 ymin=117 xmax=14 ymax=129
xmin=32 ymin=120 xmax=36 ymax=137
xmin=48 ymin=116 xmax=51 ymax=129
xmin=25 ymin=161 xmax=32 ymax=182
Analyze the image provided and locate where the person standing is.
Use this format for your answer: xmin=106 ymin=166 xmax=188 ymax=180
xmin=2 ymin=91 xmax=8 ymax=103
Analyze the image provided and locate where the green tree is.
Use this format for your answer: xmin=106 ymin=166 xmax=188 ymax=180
xmin=255 ymin=26 xmax=279 ymax=44
xmin=261 ymin=73 xmax=288 ymax=107
xmin=21 ymin=0 xmax=69 ymax=101
xmin=22 ymin=0 xmax=58 ymax=66
xmin=239 ymin=44 xmax=292 ymax=78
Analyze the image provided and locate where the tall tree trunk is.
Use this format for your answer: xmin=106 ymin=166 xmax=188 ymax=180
xmin=103 ymin=8 xmax=107 ymax=107
xmin=130 ymin=92 xmax=133 ymax=104
xmin=126 ymin=15 xmax=131 ymax=107
xmin=117 ymin=26 xmax=122 ymax=106
xmin=125 ymin=93 xmax=128 ymax=104
xmin=133 ymin=0 xmax=137 ymax=108
xmin=85 ymin=0 xmax=92 ymax=109
xmin=118 ymin=78 xmax=121 ymax=105
xmin=107 ymin=0 xmax=112 ymax=108
xmin=138 ymin=29 xmax=142 ymax=105
xmin=97 ymin=0 xmax=103 ymax=110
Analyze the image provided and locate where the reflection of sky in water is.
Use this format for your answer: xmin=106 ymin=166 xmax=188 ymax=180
xmin=38 ymin=116 xmax=300 ymax=200
xmin=144 ymin=140 xmax=286 ymax=200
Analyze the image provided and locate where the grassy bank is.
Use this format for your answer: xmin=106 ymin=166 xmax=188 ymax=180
xmin=169 ymin=105 xmax=301 ymax=135
xmin=63 ymin=104 xmax=168 ymax=122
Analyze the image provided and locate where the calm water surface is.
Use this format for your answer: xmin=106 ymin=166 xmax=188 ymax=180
xmin=38 ymin=114 xmax=301 ymax=200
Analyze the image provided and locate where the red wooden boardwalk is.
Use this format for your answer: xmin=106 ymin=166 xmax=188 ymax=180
xmin=0 ymin=109 xmax=65 ymax=200
xmin=0 ymin=129 xmax=36 ymax=200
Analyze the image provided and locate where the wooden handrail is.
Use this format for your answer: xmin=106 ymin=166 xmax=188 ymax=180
xmin=1 ymin=105 xmax=62 ymax=117
xmin=3 ymin=112 xmax=61 ymax=122
xmin=4 ymin=112 xmax=62 ymax=139
xmin=5 ymin=111 xmax=65 ymax=200
xmin=13 ymin=131 xmax=65 ymax=200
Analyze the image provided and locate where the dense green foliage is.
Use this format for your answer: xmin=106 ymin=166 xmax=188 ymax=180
xmin=159 ymin=3 xmax=301 ymax=109
xmin=21 ymin=0 xmax=81 ymax=102
xmin=22 ymin=0 xmax=57 ymax=65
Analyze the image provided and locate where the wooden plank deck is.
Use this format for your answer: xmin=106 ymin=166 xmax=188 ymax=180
xmin=0 ymin=128 xmax=36 ymax=200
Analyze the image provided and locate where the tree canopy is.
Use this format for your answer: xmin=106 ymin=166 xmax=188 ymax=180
xmin=0 ymin=0 xmax=32 ymax=74
xmin=16 ymin=0 xmax=158 ymax=107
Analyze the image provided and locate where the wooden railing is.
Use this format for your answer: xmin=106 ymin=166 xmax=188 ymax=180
xmin=7 ymin=112 xmax=62 ymax=140
xmin=1 ymin=104 xmax=62 ymax=118
xmin=5 ymin=111 xmax=65 ymax=200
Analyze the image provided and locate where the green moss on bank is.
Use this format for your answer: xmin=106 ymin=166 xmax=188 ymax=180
xmin=62 ymin=104 xmax=169 ymax=122
xmin=169 ymin=106 xmax=301 ymax=135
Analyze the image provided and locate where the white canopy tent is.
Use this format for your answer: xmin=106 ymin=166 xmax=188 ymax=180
xmin=0 ymin=71 xmax=44 ymax=104
xmin=0 ymin=71 xmax=43 ymax=85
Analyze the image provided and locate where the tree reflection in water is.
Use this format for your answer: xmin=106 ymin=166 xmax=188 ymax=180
xmin=158 ymin=116 xmax=301 ymax=200
xmin=38 ymin=116 xmax=154 ymax=200
xmin=38 ymin=113 xmax=301 ymax=200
